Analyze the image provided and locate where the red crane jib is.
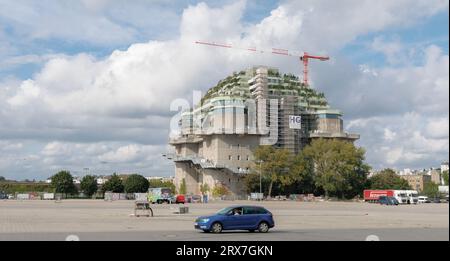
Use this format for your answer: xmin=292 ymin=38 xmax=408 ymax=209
xmin=195 ymin=40 xmax=330 ymax=86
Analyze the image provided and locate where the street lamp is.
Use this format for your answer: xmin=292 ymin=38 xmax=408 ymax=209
xmin=257 ymin=160 xmax=263 ymax=200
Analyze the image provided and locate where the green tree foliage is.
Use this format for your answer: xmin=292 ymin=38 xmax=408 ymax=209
xmin=148 ymin=179 xmax=176 ymax=193
xmin=200 ymin=183 xmax=210 ymax=195
xmin=300 ymin=139 xmax=370 ymax=199
xmin=179 ymin=178 xmax=187 ymax=195
xmin=369 ymin=169 xmax=411 ymax=190
xmin=102 ymin=174 xmax=124 ymax=193
xmin=253 ymin=146 xmax=294 ymax=197
xmin=0 ymin=182 xmax=52 ymax=194
xmin=443 ymin=171 xmax=449 ymax=186
xmin=243 ymin=172 xmax=270 ymax=194
xmin=80 ymin=175 xmax=98 ymax=197
xmin=422 ymin=181 xmax=440 ymax=198
xmin=212 ymin=184 xmax=230 ymax=197
xmin=0 ymin=176 xmax=5 ymax=182
xmin=50 ymin=171 xmax=77 ymax=195
xmin=124 ymin=174 xmax=149 ymax=193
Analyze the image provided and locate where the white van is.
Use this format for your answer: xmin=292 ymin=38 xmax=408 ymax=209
xmin=418 ymin=196 xmax=430 ymax=203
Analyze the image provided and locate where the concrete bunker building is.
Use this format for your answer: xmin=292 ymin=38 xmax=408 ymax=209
xmin=169 ymin=66 xmax=359 ymax=197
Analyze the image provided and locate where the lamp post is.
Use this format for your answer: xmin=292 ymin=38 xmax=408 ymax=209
xmin=258 ymin=160 xmax=263 ymax=201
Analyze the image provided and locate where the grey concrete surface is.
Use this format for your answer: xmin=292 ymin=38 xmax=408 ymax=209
xmin=0 ymin=200 xmax=448 ymax=241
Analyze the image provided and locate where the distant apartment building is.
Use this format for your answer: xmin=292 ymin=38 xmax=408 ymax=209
xmin=169 ymin=66 xmax=359 ymax=196
xmin=427 ymin=169 xmax=442 ymax=185
xmin=96 ymin=177 xmax=108 ymax=185
xmin=441 ymin=162 xmax=449 ymax=173
xmin=401 ymin=174 xmax=431 ymax=192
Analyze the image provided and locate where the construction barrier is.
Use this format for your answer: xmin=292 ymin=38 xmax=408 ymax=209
xmin=43 ymin=193 xmax=55 ymax=200
xmin=16 ymin=194 xmax=30 ymax=200
xmin=104 ymin=192 xmax=134 ymax=201
xmin=134 ymin=193 xmax=148 ymax=201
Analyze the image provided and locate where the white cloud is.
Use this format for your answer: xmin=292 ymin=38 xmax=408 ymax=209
xmin=383 ymin=128 xmax=396 ymax=141
xmin=98 ymin=144 xmax=142 ymax=163
xmin=426 ymin=118 xmax=449 ymax=139
xmin=7 ymin=80 xmax=41 ymax=106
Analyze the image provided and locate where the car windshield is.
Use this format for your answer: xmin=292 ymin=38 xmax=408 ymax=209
xmin=216 ymin=207 xmax=235 ymax=215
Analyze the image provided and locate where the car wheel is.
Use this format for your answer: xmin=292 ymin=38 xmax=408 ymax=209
xmin=258 ymin=222 xmax=269 ymax=233
xmin=211 ymin=222 xmax=223 ymax=233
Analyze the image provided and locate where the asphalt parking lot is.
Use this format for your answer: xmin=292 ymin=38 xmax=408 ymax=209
xmin=0 ymin=200 xmax=448 ymax=241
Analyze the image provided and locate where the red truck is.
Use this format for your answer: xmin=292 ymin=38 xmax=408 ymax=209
xmin=364 ymin=190 xmax=394 ymax=202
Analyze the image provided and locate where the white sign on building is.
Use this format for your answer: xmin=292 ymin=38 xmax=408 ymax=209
xmin=289 ymin=115 xmax=302 ymax=129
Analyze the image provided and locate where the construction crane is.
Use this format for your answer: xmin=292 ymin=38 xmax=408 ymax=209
xmin=195 ymin=41 xmax=329 ymax=86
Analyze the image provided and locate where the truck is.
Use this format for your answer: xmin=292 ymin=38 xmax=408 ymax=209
xmin=147 ymin=187 xmax=173 ymax=204
xmin=364 ymin=189 xmax=418 ymax=204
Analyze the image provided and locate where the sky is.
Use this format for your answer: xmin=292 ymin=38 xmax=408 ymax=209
xmin=0 ymin=0 xmax=448 ymax=181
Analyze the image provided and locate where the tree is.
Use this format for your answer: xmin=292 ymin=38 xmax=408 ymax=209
xmin=422 ymin=181 xmax=440 ymax=198
xmin=80 ymin=175 xmax=98 ymax=197
xmin=0 ymin=176 xmax=5 ymax=182
xmin=200 ymin=183 xmax=210 ymax=195
xmin=212 ymin=184 xmax=230 ymax=198
xmin=148 ymin=179 xmax=176 ymax=193
xmin=253 ymin=146 xmax=294 ymax=197
xmin=102 ymin=174 xmax=124 ymax=193
xmin=179 ymin=178 xmax=187 ymax=195
xmin=51 ymin=171 xmax=77 ymax=196
xmin=243 ymin=172 xmax=270 ymax=194
xmin=369 ymin=169 xmax=411 ymax=190
xmin=301 ymin=139 xmax=370 ymax=199
xmin=443 ymin=171 xmax=449 ymax=186
xmin=124 ymin=174 xmax=149 ymax=193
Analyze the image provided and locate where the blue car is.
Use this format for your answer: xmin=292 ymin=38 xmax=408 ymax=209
xmin=194 ymin=205 xmax=275 ymax=233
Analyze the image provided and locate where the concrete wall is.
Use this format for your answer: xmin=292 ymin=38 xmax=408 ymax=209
xmin=402 ymin=175 xmax=432 ymax=192
xmin=201 ymin=169 xmax=246 ymax=197
xmin=317 ymin=118 xmax=343 ymax=133
xmin=214 ymin=134 xmax=259 ymax=170
xmin=174 ymin=162 xmax=200 ymax=195
xmin=175 ymin=163 xmax=247 ymax=196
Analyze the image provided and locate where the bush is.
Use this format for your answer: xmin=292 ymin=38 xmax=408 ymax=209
xmin=212 ymin=184 xmax=230 ymax=198
xmin=179 ymin=178 xmax=187 ymax=195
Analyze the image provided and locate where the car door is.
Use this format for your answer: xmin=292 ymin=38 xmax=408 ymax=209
xmin=221 ymin=207 xmax=244 ymax=230
xmin=242 ymin=207 xmax=259 ymax=228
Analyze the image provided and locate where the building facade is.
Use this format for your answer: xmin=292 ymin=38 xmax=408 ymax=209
xmin=169 ymin=66 xmax=359 ymax=197
xmin=401 ymin=174 xmax=432 ymax=192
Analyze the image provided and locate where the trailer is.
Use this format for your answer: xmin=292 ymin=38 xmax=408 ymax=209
xmin=364 ymin=190 xmax=394 ymax=203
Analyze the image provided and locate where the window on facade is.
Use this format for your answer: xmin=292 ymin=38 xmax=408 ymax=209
xmin=229 ymin=155 xmax=232 ymax=160
xmin=246 ymin=155 xmax=250 ymax=161
xmin=237 ymin=155 xmax=241 ymax=161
